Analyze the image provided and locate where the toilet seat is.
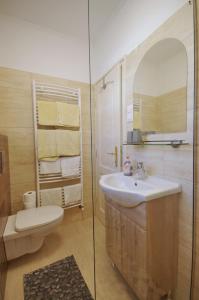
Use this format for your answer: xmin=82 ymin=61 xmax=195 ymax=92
xmin=16 ymin=205 xmax=63 ymax=232
xmin=4 ymin=205 xmax=64 ymax=241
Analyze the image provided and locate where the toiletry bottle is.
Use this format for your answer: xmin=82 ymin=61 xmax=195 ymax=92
xmin=123 ymin=156 xmax=133 ymax=176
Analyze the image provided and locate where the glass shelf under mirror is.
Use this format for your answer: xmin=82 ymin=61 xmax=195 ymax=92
xmin=123 ymin=140 xmax=189 ymax=148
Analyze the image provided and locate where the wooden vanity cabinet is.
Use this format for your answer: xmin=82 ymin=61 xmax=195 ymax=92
xmin=105 ymin=195 xmax=178 ymax=300
xmin=105 ymin=202 xmax=122 ymax=271
xmin=121 ymin=213 xmax=148 ymax=299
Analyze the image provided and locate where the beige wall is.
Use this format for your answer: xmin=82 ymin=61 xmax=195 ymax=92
xmin=124 ymin=4 xmax=194 ymax=300
xmin=133 ymin=93 xmax=159 ymax=131
xmin=134 ymin=87 xmax=187 ymax=133
xmin=158 ymin=87 xmax=187 ymax=133
xmin=0 ymin=67 xmax=92 ymax=217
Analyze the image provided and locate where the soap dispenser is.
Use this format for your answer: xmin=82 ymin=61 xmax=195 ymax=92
xmin=123 ymin=156 xmax=133 ymax=176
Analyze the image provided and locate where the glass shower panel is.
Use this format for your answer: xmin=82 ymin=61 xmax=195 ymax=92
xmin=1 ymin=1 xmax=95 ymax=299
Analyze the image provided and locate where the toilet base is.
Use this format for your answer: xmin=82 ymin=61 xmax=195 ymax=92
xmin=3 ymin=206 xmax=64 ymax=261
xmin=5 ymin=234 xmax=45 ymax=261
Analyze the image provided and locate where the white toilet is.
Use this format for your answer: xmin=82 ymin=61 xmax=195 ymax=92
xmin=3 ymin=205 xmax=64 ymax=261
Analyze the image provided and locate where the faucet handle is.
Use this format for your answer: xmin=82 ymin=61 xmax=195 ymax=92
xmin=137 ymin=161 xmax=144 ymax=169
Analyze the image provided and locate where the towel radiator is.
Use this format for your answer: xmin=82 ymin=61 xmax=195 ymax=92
xmin=32 ymin=81 xmax=84 ymax=210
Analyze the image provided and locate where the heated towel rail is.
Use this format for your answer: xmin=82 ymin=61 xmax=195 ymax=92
xmin=32 ymin=81 xmax=83 ymax=210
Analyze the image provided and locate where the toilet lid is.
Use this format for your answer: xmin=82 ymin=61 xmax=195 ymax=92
xmin=15 ymin=206 xmax=64 ymax=232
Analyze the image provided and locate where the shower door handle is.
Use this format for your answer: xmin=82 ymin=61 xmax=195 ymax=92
xmin=107 ymin=146 xmax=118 ymax=168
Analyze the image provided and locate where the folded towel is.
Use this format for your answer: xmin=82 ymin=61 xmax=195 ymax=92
xmin=57 ymin=102 xmax=80 ymax=128
xmin=38 ymin=100 xmax=79 ymax=128
xmin=38 ymin=130 xmax=57 ymax=159
xmin=61 ymin=156 xmax=80 ymax=177
xmin=63 ymin=184 xmax=81 ymax=206
xmin=38 ymin=101 xmax=58 ymax=126
xmin=40 ymin=157 xmax=59 ymax=162
xmin=38 ymin=129 xmax=80 ymax=159
xmin=40 ymin=159 xmax=61 ymax=175
xmin=40 ymin=188 xmax=62 ymax=207
xmin=56 ymin=130 xmax=80 ymax=156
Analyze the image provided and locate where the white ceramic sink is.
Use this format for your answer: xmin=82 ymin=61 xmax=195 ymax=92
xmin=99 ymin=172 xmax=181 ymax=207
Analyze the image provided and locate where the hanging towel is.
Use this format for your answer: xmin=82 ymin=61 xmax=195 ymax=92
xmin=57 ymin=102 xmax=80 ymax=128
xmin=60 ymin=156 xmax=80 ymax=177
xmin=40 ymin=156 xmax=59 ymax=162
xmin=38 ymin=130 xmax=57 ymax=159
xmin=40 ymin=188 xmax=62 ymax=207
xmin=40 ymin=159 xmax=61 ymax=175
xmin=63 ymin=184 xmax=81 ymax=206
xmin=56 ymin=129 xmax=80 ymax=156
xmin=38 ymin=101 xmax=58 ymax=126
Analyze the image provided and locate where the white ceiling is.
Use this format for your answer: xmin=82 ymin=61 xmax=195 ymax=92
xmin=0 ymin=0 xmax=88 ymax=40
xmin=0 ymin=0 xmax=126 ymax=40
xmin=89 ymin=0 xmax=127 ymax=38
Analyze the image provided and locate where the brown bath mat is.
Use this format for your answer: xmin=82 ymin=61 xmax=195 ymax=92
xmin=23 ymin=255 xmax=93 ymax=300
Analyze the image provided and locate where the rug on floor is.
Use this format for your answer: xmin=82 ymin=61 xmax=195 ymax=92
xmin=23 ymin=255 xmax=94 ymax=300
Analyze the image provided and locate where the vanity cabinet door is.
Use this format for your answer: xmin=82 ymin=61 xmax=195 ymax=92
xmin=105 ymin=201 xmax=122 ymax=270
xmin=121 ymin=214 xmax=148 ymax=300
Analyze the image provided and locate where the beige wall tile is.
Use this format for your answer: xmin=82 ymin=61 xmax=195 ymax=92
xmin=122 ymin=4 xmax=194 ymax=299
xmin=0 ymin=67 xmax=32 ymax=90
xmin=9 ymin=164 xmax=36 ymax=185
xmin=0 ymin=128 xmax=34 ymax=147
xmin=0 ymin=67 xmax=92 ymax=217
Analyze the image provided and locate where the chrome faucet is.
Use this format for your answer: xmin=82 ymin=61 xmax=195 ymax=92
xmin=135 ymin=161 xmax=147 ymax=179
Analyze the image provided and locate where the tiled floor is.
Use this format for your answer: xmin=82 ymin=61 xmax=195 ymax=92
xmin=5 ymin=210 xmax=135 ymax=300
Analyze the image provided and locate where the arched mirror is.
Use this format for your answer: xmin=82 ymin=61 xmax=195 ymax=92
xmin=133 ymin=38 xmax=187 ymax=133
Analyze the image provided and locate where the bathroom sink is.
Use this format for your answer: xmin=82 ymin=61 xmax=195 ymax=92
xmin=99 ymin=173 xmax=181 ymax=207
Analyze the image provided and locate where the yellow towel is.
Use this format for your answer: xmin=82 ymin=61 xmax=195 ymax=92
xmin=40 ymin=157 xmax=59 ymax=161
xmin=56 ymin=130 xmax=80 ymax=156
xmin=57 ymin=102 xmax=80 ymax=128
xmin=38 ymin=101 xmax=58 ymax=126
xmin=38 ymin=130 xmax=57 ymax=159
